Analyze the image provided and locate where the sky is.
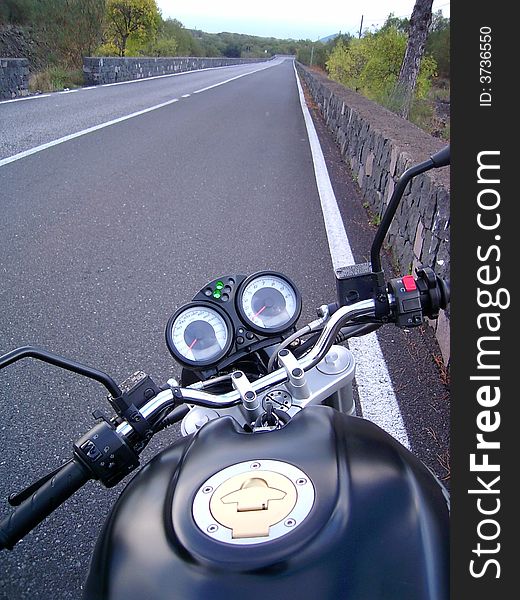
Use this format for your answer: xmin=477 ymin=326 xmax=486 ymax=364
xmin=156 ymin=0 xmax=450 ymax=41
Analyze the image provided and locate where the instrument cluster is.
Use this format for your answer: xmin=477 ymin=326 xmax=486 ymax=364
xmin=165 ymin=272 xmax=302 ymax=370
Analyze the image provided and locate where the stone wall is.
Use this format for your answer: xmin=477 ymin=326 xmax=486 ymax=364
xmin=296 ymin=64 xmax=450 ymax=363
xmin=0 ymin=58 xmax=29 ymax=100
xmin=83 ymin=56 xmax=272 ymax=86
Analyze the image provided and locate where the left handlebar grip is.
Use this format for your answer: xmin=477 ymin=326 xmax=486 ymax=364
xmin=0 ymin=459 xmax=90 ymax=550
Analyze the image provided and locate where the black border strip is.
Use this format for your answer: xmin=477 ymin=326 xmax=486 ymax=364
xmin=452 ymin=2 xmax=513 ymax=597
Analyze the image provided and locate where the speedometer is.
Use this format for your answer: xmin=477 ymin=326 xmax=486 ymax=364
xmin=165 ymin=303 xmax=233 ymax=367
xmin=236 ymin=272 xmax=302 ymax=334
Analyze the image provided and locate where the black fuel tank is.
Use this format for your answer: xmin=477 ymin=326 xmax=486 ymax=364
xmin=84 ymin=406 xmax=449 ymax=600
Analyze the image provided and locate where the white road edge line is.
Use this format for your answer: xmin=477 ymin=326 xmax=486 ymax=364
xmin=0 ymin=93 xmax=52 ymax=105
xmin=293 ymin=62 xmax=410 ymax=448
xmin=0 ymin=63 xmax=277 ymax=168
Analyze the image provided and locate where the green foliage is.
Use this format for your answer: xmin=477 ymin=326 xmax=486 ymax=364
xmin=0 ymin=0 xmax=36 ymax=24
xmin=105 ymin=0 xmax=160 ymax=57
xmin=1 ymin=1 xmax=105 ymax=67
xmin=382 ymin=13 xmax=409 ymax=34
xmin=324 ymin=10 xmax=449 ymax=136
xmin=326 ymin=25 xmax=436 ymax=106
xmin=426 ymin=11 xmax=450 ymax=78
xmin=94 ymin=42 xmax=121 ymax=57
xmin=160 ymin=19 xmax=203 ymax=56
xmin=29 ymin=66 xmax=83 ymax=92
xmin=297 ymin=33 xmax=353 ymax=71
xmin=147 ymin=37 xmax=178 ymax=57
xmin=409 ymin=98 xmax=435 ymax=131
xmin=223 ymin=42 xmax=241 ymax=58
xmin=188 ymin=29 xmax=299 ymax=59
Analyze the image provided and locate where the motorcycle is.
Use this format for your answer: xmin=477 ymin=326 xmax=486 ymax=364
xmin=0 ymin=146 xmax=450 ymax=599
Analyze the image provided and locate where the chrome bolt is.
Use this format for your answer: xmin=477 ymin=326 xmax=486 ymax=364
xmin=284 ymin=518 xmax=296 ymax=527
xmin=325 ymin=351 xmax=339 ymax=365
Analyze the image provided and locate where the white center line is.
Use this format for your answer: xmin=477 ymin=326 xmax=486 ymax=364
xmin=293 ymin=62 xmax=410 ymax=448
xmin=193 ymin=62 xmax=276 ymax=94
xmin=0 ymin=62 xmax=278 ymax=168
xmin=0 ymin=98 xmax=178 ymax=168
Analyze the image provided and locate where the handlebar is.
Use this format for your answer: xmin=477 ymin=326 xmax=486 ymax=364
xmin=0 ymin=459 xmax=90 ymax=550
xmin=115 ymin=298 xmax=378 ymax=442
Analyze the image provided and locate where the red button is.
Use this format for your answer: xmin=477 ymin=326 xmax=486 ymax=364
xmin=402 ymin=275 xmax=417 ymax=292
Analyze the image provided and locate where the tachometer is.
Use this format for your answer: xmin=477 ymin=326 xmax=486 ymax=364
xmin=236 ymin=272 xmax=302 ymax=334
xmin=165 ymin=303 xmax=233 ymax=367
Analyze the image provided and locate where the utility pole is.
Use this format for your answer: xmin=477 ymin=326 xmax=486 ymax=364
xmin=358 ymin=15 xmax=364 ymax=38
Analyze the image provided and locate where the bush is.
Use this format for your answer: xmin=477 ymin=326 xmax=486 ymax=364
xmin=327 ymin=26 xmax=436 ymax=107
xmin=149 ymin=37 xmax=178 ymax=57
xmin=29 ymin=67 xmax=83 ymax=92
xmin=427 ymin=12 xmax=450 ymax=78
xmin=94 ymin=42 xmax=120 ymax=56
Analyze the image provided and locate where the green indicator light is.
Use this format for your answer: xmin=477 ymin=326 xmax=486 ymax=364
xmin=215 ymin=281 xmax=224 ymax=290
xmin=213 ymin=290 xmax=222 ymax=299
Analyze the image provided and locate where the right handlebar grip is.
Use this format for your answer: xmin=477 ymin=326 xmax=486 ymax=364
xmin=0 ymin=459 xmax=90 ymax=550
xmin=430 ymin=145 xmax=450 ymax=168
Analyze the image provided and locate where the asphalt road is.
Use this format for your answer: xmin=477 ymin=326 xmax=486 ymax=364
xmin=0 ymin=58 xmax=449 ymax=599
xmin=0 ymin=60 xmax=278 ymax=160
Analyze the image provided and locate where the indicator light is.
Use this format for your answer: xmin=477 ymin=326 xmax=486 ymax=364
xmin=215 ymin=281 xmax=224 ymax=290
xmin=213 ymin=290 xmax=222 ymax=299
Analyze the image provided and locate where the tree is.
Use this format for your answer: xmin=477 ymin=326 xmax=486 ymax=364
xmin=326 ymin=26 xmax=436 ymax=107
xmin=159 ymin=18 xmax=203 ymax=56
xmin=105 ymin=0 xmax=159 ymax=57
xmin=393 ymin=0 xmax=433 ymax=118
xmin=426 ymin=11 xmax=450 ymax=78
xmin=382 ymin=13 xmax=409 ymax=34
xmin=80 ymin=0 xmax=107 ymax=57
xmin=223 ymin=42 xmax=241 ymax=58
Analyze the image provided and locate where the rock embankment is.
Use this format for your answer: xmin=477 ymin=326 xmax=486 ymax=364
xmin=0 ymin=25 xmax=49 ymax=71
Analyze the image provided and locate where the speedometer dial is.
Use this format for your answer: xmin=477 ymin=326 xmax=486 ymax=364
xmin=237 ymin=272 xmax=302 ymax=334
xmin=166 ymin=303 xmax=232 ymax=367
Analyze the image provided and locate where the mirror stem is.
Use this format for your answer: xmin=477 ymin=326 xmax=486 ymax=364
xmin=370 ymin=159 xmax=433 ymax=273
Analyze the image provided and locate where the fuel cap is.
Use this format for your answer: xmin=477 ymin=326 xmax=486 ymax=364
xmin=192 ymin=460 xmax=314 ymax=545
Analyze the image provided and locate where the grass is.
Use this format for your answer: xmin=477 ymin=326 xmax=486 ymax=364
xmin=409 ymin=79 xmax=450 ymax=140
xmin=362 ymin=202 xmax=382 ymax=227
xmin=29 ymin=67 xmax=84 ymax=93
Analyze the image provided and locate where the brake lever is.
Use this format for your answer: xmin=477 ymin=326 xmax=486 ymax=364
xmin=8 ymin=460 xmax=72 ymax=507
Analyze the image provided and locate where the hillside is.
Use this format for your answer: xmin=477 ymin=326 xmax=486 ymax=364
xmin=0 ymin=24 xmax=49 ymax=71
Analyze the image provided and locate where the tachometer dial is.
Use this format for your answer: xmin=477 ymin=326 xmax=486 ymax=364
xmin=237 ymin=272 xmax=302 ymax=334
xmin=166 ymin=303 xmax=233 ymax=367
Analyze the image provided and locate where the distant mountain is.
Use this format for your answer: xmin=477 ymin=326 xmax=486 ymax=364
xmin=318 ymin=33 xmax=340 ymax=43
